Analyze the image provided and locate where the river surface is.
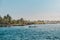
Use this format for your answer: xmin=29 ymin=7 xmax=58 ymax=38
xmin=0 ymin=24 xmax=60 ymax=40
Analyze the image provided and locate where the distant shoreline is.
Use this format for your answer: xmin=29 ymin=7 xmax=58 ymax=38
xmin=1 ymin=14 xmax=60 ymax=27
xmin=0 ymin=23 xmax=60 ymax=27
xmin=0 ymin=23 xmax=46 ymax=27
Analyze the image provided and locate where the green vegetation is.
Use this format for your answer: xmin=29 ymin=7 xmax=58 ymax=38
xmin=0 ymin=14 xmax=45 ymax=27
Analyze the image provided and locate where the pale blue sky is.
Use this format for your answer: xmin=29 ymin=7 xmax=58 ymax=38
xmin=0 ymin=0 xmax=60 ymax=20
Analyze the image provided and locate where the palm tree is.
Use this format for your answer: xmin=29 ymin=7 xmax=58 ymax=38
xmin=3 ymin=16 xmax=7 ymax=24
xmin=0 ymin=16 xmax=2 ymax=24
xmin=3 ymin=14 xmax=12 ymax=24
xmin=19 ymin=18 xmax=25 ymax=25
xmin=6 ymin=14 xmax=12 ymax=24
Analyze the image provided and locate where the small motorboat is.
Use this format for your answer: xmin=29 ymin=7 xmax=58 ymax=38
xmin=29 ymin=25 xmax=37 ymax=28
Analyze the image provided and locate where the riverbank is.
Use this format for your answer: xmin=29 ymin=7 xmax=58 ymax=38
xmin=0 ymin=23 xmax=46 ymax=27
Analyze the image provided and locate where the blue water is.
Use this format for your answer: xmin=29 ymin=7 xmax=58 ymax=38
xmin=0 ymin=24 xmax=60 ymax=40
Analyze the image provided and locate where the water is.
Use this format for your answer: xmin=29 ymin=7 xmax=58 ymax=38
xmin=0 ymin=24 xmax=60 ymax=40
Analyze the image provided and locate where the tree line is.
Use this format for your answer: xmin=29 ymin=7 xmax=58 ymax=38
xmin=0 ymin=14 xmax=45 ymax=27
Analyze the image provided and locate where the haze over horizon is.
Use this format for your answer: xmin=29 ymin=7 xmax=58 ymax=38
xmin=0 ymin=0 xmax=60 ymax=21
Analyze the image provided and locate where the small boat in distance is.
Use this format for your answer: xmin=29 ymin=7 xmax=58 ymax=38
xmin=28 ymin=25 xmax=37 ymax=28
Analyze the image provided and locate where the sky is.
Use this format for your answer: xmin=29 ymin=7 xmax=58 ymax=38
xmin=0 ymin=0 xmax=60 ymax=21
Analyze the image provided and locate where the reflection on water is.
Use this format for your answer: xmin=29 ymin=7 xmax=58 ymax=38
xmin=0 ymin=24 xmax=60 ymax=40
